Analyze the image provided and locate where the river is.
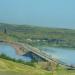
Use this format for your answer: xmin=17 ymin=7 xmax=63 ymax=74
xmin=0 ymin=43 xmax=31 ymax=61
xmin=0 ymin=43 xmax=75 ymax=65
xmin=38 ymin=47 xmax=75 ymax=65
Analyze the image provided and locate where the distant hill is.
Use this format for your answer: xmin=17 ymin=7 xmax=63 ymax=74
xmin=0 ymin=23 xmax=75 ymax=48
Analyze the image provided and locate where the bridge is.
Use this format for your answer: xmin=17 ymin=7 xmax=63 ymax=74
xmin=7 ymin=41 xmax=69 ymax=66
xmin=0 ymin=40 xmax=72 ymax=70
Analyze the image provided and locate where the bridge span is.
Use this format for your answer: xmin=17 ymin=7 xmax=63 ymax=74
xmin=0 ymin=40 xmax=70 ymax=69
xmin=6 ymin=41 xmax=69 ymax=66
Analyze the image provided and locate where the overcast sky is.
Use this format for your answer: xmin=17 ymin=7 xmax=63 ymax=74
xmin=0 ymin=0 xmax=75 ymax=29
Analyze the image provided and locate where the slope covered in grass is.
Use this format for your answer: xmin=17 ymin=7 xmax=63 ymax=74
xmin=0 ymin=58 xmax=51 ymax=75
xmin=0 ymin=58 xmax=75 ymax=75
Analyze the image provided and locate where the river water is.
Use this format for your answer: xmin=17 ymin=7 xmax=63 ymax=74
xmin=0 ymin=43 xmax=31 ymax=61
xmin=0 ymin=43 xmax=75 ymax=65
xmin=38 ymin=47 xmax=75 ymax=65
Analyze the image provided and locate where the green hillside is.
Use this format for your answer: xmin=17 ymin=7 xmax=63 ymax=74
xmin=0 ymin=58 xmax=75 ymax=75
xmin=0 ymin=58 xmax=51 ymax=75
xmin=0 ymin=23 xmax=75 ymax=48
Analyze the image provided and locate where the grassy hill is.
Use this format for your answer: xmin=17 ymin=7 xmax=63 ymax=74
xmin=0 ymin=23 xmax=75 ymax=48
xmin=0 ymin=58 xmax=75 ymax=75
xmin=0 ymin=58 xmax=51 ymax=75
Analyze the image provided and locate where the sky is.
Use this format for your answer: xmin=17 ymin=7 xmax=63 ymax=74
xmin=0 ymin=0 xmax=75 ymax=29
